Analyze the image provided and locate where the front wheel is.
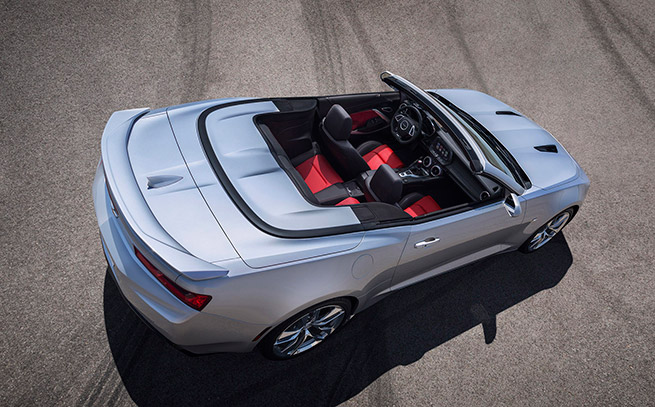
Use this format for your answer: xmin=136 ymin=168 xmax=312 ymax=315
xmin=520 ymin=208 xmax=574 ymax=253
xmin=261 ymin=298 xmax=351 ymax=360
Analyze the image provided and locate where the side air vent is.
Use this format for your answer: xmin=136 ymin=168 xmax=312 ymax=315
xmin=495 ymin=110 xmax=520 ymax=116
xmin=534 ymin=144 xmax=558 ymax=153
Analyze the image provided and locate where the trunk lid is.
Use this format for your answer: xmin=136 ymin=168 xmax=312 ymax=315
xmin=126 ymin=110 xmax=239 ymax=263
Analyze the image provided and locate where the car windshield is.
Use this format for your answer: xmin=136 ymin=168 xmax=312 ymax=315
xmin=441 ymin=102 xmax=512 ymax=173
xmin=430 ymin=95 xmax=524 ymax=184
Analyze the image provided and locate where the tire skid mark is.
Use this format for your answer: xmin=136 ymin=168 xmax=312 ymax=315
xmin=444 ymin=1 xmax=490 ymax=93
xmin=577 ymin=0 xmax=655 ymax=116
xmin=105 ymin=326 xmax=151 ymax=406
xmin=81 ymin=323 xmax=150 ymax=407
xmin=176 ymin=0 xmax=213 ymax=102
xmin=596 ymin=0 xmax=655 ymax=68
xmin=74 ymin=285 xmax=133 ymax=407
xmin=340 ymin=0 xmax=384 ymax=74
xmin=75 ymin=278 xmax=145 ymax=407
xmin=527 ymin=0 xmax=550 ymax=38
xmin=75 ymin=350 xmax=118 ymax=407
xmin=299 ymin=0 xmax=346 ymax=94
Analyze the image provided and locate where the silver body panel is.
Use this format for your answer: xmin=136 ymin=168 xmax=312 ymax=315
xmin=94 ymin=89 xmax=589 ymax=354
xmin=391 ymin=195 xmax=527 ymax=291
xmin=203 ymin=101 xmax=360 ymax=231
xmin=166 ymin=100 xmax=365 ymax=269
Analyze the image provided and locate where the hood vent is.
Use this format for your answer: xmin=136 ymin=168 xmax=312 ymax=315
xmin=495 ymin=110 xmax=520 ymax=116
xmin=534 ymin=144 xmax=558 ymax=153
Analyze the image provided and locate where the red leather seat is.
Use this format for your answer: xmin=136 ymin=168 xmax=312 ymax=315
xmin=336 ymin=197 xmax=360 ymax=206
xmin=356 ymin=141 xmax=404 ymax=170
xmin=294 ymin=154 xmax=344 ymax=194
xmin=399 ymin=193 xmax=441 ymax=217
xmin=295 ymin=156 xmax=361 ymax=206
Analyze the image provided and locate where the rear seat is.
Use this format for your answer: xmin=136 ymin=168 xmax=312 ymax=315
xmin=336 ymin=197 xmax=360 ymax=206
xmin=292 ymin=150 xmax=343 ymax=194
xmin=259 ymin=123 xmax=358 ymax=206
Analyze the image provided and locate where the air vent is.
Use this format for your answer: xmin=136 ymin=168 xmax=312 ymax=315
xmin=534 ymin=144 xmax=558 ymax=153
xmin=495 ymin=110 xmax=520 ymax=116
xmin=147 ymin=175 xmax=183 ymax=189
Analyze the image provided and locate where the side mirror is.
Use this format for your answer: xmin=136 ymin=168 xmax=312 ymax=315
xmin=504 ymin=193 xmax=522 ymax=217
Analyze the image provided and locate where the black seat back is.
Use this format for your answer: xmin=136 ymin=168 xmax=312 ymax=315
xmin=321 ymin=104 xmax=370 ymax=179
xmin=367 ymin=164 xmax=403 ymax=204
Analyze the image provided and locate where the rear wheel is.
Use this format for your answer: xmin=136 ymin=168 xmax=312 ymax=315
xmin=261 ymin=298 xmax=351 ymax=360
xmin=520 ymin=208 xmax=574 ymax=253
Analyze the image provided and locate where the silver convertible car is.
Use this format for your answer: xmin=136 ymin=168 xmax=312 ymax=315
xmin=94 ymin=72 xmax=589 ymax=359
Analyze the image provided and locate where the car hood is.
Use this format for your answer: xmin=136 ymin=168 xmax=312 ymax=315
xmin=434 ymin=89 xmax=580 ymax=190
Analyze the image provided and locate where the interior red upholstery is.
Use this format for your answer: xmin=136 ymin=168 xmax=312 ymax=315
xmin=403 ymin=196 xmax=441 ymax=217
xmin=350 ymin=110 xmax=379 ymax=130
xmin=362 ymin=144 xmax=404 ymax=170
xmin=336 ymin=197 xmax=360 ymax=206
xmin=294 ymin=154 xmax=343 ymax=193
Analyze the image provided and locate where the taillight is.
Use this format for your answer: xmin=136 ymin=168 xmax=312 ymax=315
xmin=134 ymin=247 xmax=212 ymax=311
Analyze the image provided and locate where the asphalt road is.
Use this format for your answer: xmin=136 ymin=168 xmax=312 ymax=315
xmin=1 ymin=0 xmax=654 ymax=405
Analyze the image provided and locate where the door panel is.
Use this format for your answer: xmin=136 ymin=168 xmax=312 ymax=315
xmin=391 ymin=198 xmax=527 ymax=290
xmin=351 ymin=110 xmax=381 ymax=130
xmin=350 ymin=109 xmax=391 ymax=134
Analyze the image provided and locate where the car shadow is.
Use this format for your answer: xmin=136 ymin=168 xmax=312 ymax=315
xmin=104 ymin=233 xmax=573 ymax=406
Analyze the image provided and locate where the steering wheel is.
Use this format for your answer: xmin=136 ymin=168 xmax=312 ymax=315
xmin=391 ymin=102 xmax=423 ymax=144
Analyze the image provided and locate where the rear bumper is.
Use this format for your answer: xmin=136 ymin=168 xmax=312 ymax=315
xmin=101 ymin=247 xmax=193 ymax=354
xmin=94 ymin=162 xmax=267 ymax=354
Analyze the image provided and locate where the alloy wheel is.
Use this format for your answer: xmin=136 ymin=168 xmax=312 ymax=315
xmin=527 ymin=211 xmax=571 ymax=251
xmin=272 ymin=305 xmax=346 ymax=357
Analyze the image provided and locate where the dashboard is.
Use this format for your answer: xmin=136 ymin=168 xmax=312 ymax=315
xmin=395 ymin=99 xmax=497 ymax=202
xmin=413 ymin=102 xmax=454 ymax=167
xmin=428 ymin=138 xmax=453 ymax=166
xmin=396 ymin=107 xmax=454 ymax=182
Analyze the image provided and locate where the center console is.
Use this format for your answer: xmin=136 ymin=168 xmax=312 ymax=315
xmin=397 ymin=157 xmax=444 ymax=184
xmin=396 ymin=132 xmax=454 ymax=184
xmin=314 ymin=180 xmax=365 ymax=205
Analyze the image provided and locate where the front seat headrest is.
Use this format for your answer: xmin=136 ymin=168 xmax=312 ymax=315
xmin=369 ymin=164 xmax=403 ymax=204
xmin=323 ymin=104 xmax=352 ymax=141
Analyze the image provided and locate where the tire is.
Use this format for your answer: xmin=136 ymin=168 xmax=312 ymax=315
xmin=520 ymin=208 xmax=574 ymax=253
xmin=260 ymin=298 xmax=352 ymax=360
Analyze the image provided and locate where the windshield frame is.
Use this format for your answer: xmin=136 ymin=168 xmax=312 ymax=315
xmin=430 ymin=93 xmax=531 ymax=190
xmin=380 ymin=71 xmax=527 ymax=195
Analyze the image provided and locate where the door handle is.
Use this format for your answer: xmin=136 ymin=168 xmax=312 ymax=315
xmin=414 ymin=237 xmax=440 ymax=248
